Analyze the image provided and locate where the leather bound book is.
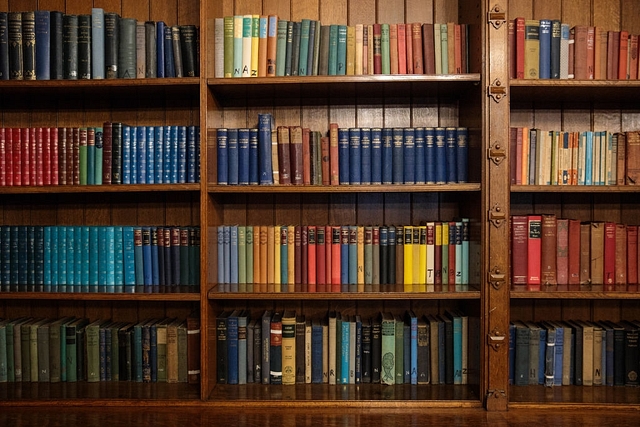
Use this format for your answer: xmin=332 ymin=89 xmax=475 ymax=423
xmin=540 ymin=214 xmax=557 ymax=288
xmin=8 ymin=12 xmax=23 ymax=80
xmin=556 ymin=218 xmax=569 ymax=288
xmin=628 ymin=225 xmax=638 ymax=291
xmin=0 ymin=12 xmax=9 ymax=80
xmin=111 ymin=122 xmax=122 ymax=184
xmin=77 ymin=14 xmax=91 ymax=79
xmin=186 ymin=311 xmax=201 ymax=384
xmin=568 ymin=219 xmax=581 ymax=290
xmin=35 ymin=11 xmax=52 ymax=80
xmin=21 ymin=12 xmax=35 ymax=80
xmin=412 ymin=23 xmax=423 ymax=74
xmin=118 ymin=18 xmax=136 ymax=78
xmin=62 ymin=14 xmax=78 ymax=80
xmin=422 ymin=23 xmax=435 ymax=74
xmin=527 ymin=215 xmax=542 ymax=290
xmin=590 ymin=222 xmax=605 ymax=290
xmin=626 ymin=131 xmax=640 ymax=185
xmin=179 ymin=25 xmax=197 ymax=77
xmin=615 ymin=223 xmax=627 ymax=291
xmin=603 ymin=222 xmax=616 ymax=291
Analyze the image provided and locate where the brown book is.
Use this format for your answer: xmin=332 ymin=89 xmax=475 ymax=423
xmin=511 ymin=215 xmax=528 ymax=290
xmin=460 ymin=24 xmax=468 ymax=74
xmin=289 ymin=126 xmax=303 ymax=185
xmin=590 ymin=221 xmax=604 ymax=289
xmin=320 ymin=136 xmax=330 ymax=185
xmin=630 ymin=34 xmax=639 ymax=80
xmin=573 ymin=25 xmax=589 ymax=79
xmin=166 ymin=318 xmax=180 ymax=383
xmin=395 ymin=225 xmax=404 ymax=292
xmin=422 ymin=23 xmax=435 ymax=75
xmin=619 ymin=30 xmax=629 ymax=80
xmin=604 ymin=222 xmax=616 ymax=291
xmin=397 ymin=24 xmax=406 ymax=74
xmin=186 ymin=311 xmax=201 ymax=384
xmin=615 ymin=223 xmax=627 ymax=291
xmin=626 ymin=130 xmax=640 ymax=184
xmin=405 ymin=23 xmax=413 ymax=74
xmin=277 ymin=126 xmax=291 ymax=185
xmin=568 ymin=219 xmax=581 ymax=290
xmin=616 ymin=132 xmax=626 ymax=185
xmin=586 ymin=26 xmax=595 ymax=79
xmin=302 ymin=127 xmax=311 ymax=185
xmin=629 ymin=225 xmax=639 ymax=291
xmin=595 ymin=27 xmax=608 ymax=79
xmin=608 ymin=31 xmax=620 ymax=80
xmin=412 ymin=23 xmax=423 ymax=74
xmin=556 ymin=219 xmax=569 ymax=288
xmin=580 ymin=222 xmax=591 ymax=288
xmin=541 ymin=214 xmax=557 ymax=288
xmin=454 ymin=24 xmax=462 ymax=73
xmin=389 ymin=24 xmax=398 ymax=74
xmin=266 ymin=15 xmax=277 ymax=76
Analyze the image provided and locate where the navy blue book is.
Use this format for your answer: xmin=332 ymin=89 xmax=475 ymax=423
xmin=80 ymin=226 xmax=90 ymax=292
xmin=216 ymin=128 xmax=228 ymax=185
xmin=156 ymin=21 xmax=165 ymax=77
xmin=178 ymin=126 xmax=187 ymax=183
xmin=456 ymin=127 xmax=468 ymax=183
xmin=414 ymin=127 xmax=426 ymax=184
xmin=539 ymin=19 xmax=551 ymax=79
xmin=129 ymin=126 xmax=137 ymax=183
xmin=355 ymin=315 xmax=362 ymax=383
xmin=371 ymin=127 xmax=382 ymax=184
xmin=249 ymin=128 xmax=259 ymax=185
xmin=0 ymin=13 xmax=8 ymax=80
xmin=311 ymin=319 xmax=323 ymax=383
xmin=146 ymin=126 xmax=155 ymax=183
xmin=434 ymin=127 xmax=447 ymax=184
xmin=361 ymin=318 xmax=371 ymax=383
xmin=151 ymin=228 xmax=160 ymax=291
xmin=360 ymin=128 xmax=372 ymax=184
xmin=170 ymin=228 xmax=181 ymax=290
xmin=113 ymin=226 xmax=124 ymax=292
xmin=348 ymin=128 xmax=361 ymax=185
xmin=179 ymin=228 xmax=190 ymax=291
xmin=169 ymin=125 xmax=179 ymax=184
xmin=340 ymin=226 xmax=349 ymax=288
xmin=196 ymin=128 xmax=201 ymax=182
xmin=392 ymin=128 xmax=404 ymax=184
xmin=227 ymin=128 xmax=239 ymax=185
xmin=34 ymin=10 xmax=51 ymax=80
xmin=445 ymin=127 xmax=457 ymax=184
xmin=142 ymin=227 xmax=152 ymax=291
xmin=258 ymin=113 xmax=273 ymax=185
xmin=154 ymin=126 xmax=164 ymax=183
xmin=403 ymin=128 xmax=416 ymax=184
xmin=1 ymin=226 xmax=9 ymax=291
xmin=227 ymin=310 xmax=240 ymax=384
xmin=149 ymin=321 xmax=158 ymax=382
xmin=18 ymin=226 xmax=28 ymax=291
xmin=333 ymin=128 xmax=348 ymax=184
xmin=50 ymin=11 xmax=64 ymax=79
xmin=34 ymin=226 xmax=44 ymax=292
xmin=381 ymin=128 xmax=393 ymax=184
xmin=238 ymin=128 xmax=250 ymax=185
xmin=10 ymin=226 xmax=19 ymax=291
xmin=133 ymin=228 xmax=144 ymax=291
xmin=163 ymin=126 xmax=172 ymax=183
xmin=163 ymin=25 xmax=175 ymax=77
xmin=122 ymin=125 xmax=132 ymax=183
xmin=425 ymin=127 xmax=436 ymax=184
xmin=187 ymin=125 xmax=197 ymax=183
xmin=136 ymin=126 xmax=147 ymax=184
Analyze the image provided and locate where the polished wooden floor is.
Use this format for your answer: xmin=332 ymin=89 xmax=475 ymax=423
xmin=2 ymin=407 xmax=640 ymax=427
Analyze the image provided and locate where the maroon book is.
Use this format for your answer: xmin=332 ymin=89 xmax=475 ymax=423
xmin=422 ymin=23 xmax=435 ymax=75
xmin=302 ymin=127 xmax=311 ymax=185
xmin=580 ymin=222 xmax=591 ymax=289
xmin=629 ymin=225 xmax=639 ymax=291
xmin=50 ymin=127 xmax=59 ymax=185
xmin=590 ymin=222 xmax=605 ymax=290
xmin=321 ymin=136 xmax=330 ymax=185
xmin=541 ymin=214 xmax=558 ymax=288
xmin=289 ymin=127 xmax=303 ymax=185
xmin=102 ymin=122 xmax=113 ymax=184
xmin=12 ymin=128 xmax=22 ymax=186
xmin=4 ymin=128 xmax=12 ymax=186
xmin=0 ymin=128 xmax=5 ymax=186
xmin=277 ymin=126 xmax=291 ymax=185
xmin=603 ymin=222 xmax=616 ymax=291
xmin=39 ymin=127 xmax=48 ymax=186
xmin=615 ymin=223 xmax=627 ymax=291
xmin=72 ymin=127 xmax=80 ymax=185
xmin=411 ymin=23 xmax=423 ymax=74
xmin=28 ymin=127 xmax=36 ymax=186
xmin=373 ymin=24 xmax=382 ymax=74
xmin=21 ymin=127 xmax=29 ymax=186
xmin=511 ymin=215 xmax=528 ymax=290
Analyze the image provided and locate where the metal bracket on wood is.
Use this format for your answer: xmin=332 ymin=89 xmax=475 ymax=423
xmin=488 ymin=5 xmax=506 ymax=29
xmin=488 ymin=267 xmax=505 ymax=290
xmin=487 ymin=328 xmax=506 ymax=351
xmin=487 ymin=389 xmax=507 ymax=400
xmin=488 ymin=79 xmax=507 ymax=103
xmin=488 ymin=142 xmax=506 ymax=166
xmin=488 ymin=204 xmax=506 ymax=228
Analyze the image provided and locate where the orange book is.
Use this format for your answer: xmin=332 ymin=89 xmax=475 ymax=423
xmin=259 ymin=225 xmax=268 ymax=292
xmin=329 ymin=123 xmax=339 ymax=185
xmin=258 ymin=16 xmax=268 ymax=77
xmin=266 ymin=15 xmax=278 ymax=76
xmin=302 ymin=127 xmax=311 ymax=185
xmin=405 ymin=23 xmax=414 ymax=74
xmin=619 ymin=30 xmax=629 ymax=80
xmin=593 ymin=27 xmax=605 ymax=79
xmin=389 ymin=24 xmax=399 ymax=74
xmin=454 ymin=24 xmax=462 ymax=73
xmin=397 ymin=24 xmax=406 ymax=74
xmin=331 ymin=226 xmax=341 ymax=291
xmin=412 ymin=23 xmax=424 ymax=74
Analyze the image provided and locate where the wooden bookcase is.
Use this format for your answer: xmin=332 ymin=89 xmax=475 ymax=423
xmin=506 ymin=0 xmax=640 ymax=410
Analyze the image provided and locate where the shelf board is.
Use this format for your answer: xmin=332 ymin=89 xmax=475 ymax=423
xmin=207 ymin=384 xmax=482 ymax=408
xmin=0 ymin=184 xmax=201 ymax=194
xmin=209 ymin=288 xmax=481 ymax=300
xmin=0 ymin=77 xmax=199 ymax=90
xmin=510 ymin=79 xmax=640 ymax=106
xmin=509 ymin=385 xmax=640 ymax=409
xmin=511 ymin=185 xmax=640 ymax=193
xmin=0 ymin=292 xmax=201 ymax=301
xmin=208 ymin=183 xmax=481 ymax=193
xmin=511 ymin=290 xmax=640 ymax=299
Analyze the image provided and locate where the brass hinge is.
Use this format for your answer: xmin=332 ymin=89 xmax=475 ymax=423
xmin=488 ymin=79 xmax=507 ymax=103
xmin=488 ymin=266 xmax=505 ymax=290
xmin=488 ymin=142 xmax=506 ymax=166
xmin=487 ymin=328 xmax=506 ymax=351
xmin=488 ymin=204 xmax=506 ymax=228
xmin=488 ymin=5 xmax=506 ymax=29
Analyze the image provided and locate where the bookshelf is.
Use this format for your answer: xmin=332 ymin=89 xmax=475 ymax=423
xmin=507 ymin=0 xmax=640 ymax=410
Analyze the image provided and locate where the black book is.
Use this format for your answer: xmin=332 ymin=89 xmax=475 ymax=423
xmin=0 ymin=12 xmax=8 ymax=79
xmin=566 ymin=319 xmax=583 ymax=386
xmin=118 ymin=18 xmax=136 ymax=78
xmin=8 ymin=12 xmax=23 ymax=79
xmin=62 ymin=14 xmax=78 ymax=79
xmin=290 ymin=21 xmax=301 ymax=76
xmin=379 ymin=226 xmax=388 ymax=285
xmin=621 ymin=320 xmax=640 ymax=386
xmin=171 ymin=26 xmax=183 ymax=77
xmin=111 ymin=122 xmax=123 ymax=184
xmin=21 ymin=11 xmax=35 ymax=80
xmin=439 ymin=313 xmax=454 ymax=384
xmin=361 ymin=317 xmax=372 ymax=383
xmin=50 ymin=11 xmax=64 ymax=79
xmin=371 ymin=315 xmax=382 ymax=383
xmin=104 ymin=12 xmax=119 ymax=78
xmin=179 ymin=25 xmax=197 ymax=77
xmin=295 ymin=315 xmax=305 ymax=383
xmin=77 ymin=14 xmax=91 ymax=79
xmin=604 ymin=320 xmax=626 ymax=386
xmin=217 ymin=311 xmax=231 ymax=384
xmin=253 ymin=317 xmax=262 ymax=383
xmin=144 ymin=21 xmax=156 ymax=78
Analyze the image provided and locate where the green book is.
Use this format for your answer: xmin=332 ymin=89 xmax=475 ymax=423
xmin=85 ymin=319 xmax=103 ymax=382
xmin=36 ymin=319 xmax=53 ymax=382
xmin=328 ymin=25 xmax=339 ymax=75
xmin=31 ymin=319 xmax=50 ymax=382
xmin=394 ymin=314 xmax=404 ymax=384
xmin=275 ymin=19 xmax=288 ymax=76
xmin=318 ymin=25 xmax=330 ymax=75
xmin=177 ymin=320 xmax=188 ymax=383
xmin=49 ymin=317 xmax=75 ymax=383
xmin=336 ymin=25 xmax=347 ymax=75
xmin=381 ymin=23 xmax=390 ymax=74
xmin=440 ymin=23 xmax=448 ymax=75
xmin=380 ymin=312 xmax=395 ymax=385
xmin=21 ymin=319 xmax=35 ymax=382
xmin=298 ymin=19 xmax=311 ymax=76
xmin=94 ymin=127 xmax=103 ymax=185
xmin=156 ymin=317 xmax=174 ymax=382
xmin=79 ymin=128 xmax=88 ymax=184
xmin=65 ymin=318 xmax=89 ymax=382
xmin=284 ymin=21 xmax=294 ymax=76
xmin=0 ymin=320 xmax=8 ymax=382
xmin=223 ymin=16 xmax=234 ymax=77
xmin=8 ymin=317 xmax=31 ymax=382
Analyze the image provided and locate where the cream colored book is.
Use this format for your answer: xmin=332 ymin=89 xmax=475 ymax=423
xmin=355 ymin=24 xmax=364 ymax=75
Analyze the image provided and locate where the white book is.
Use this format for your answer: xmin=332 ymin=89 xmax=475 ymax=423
xmin=214 ymin=18 xmax=224 ymax=78
xmin=560 ymin=24 xmax=570 ymax=79
xmin=242 ymin=15 xmax=252 ymax=77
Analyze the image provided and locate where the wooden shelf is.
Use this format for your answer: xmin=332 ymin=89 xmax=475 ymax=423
xmin=208 ymin=288 xmax=481 ymax=300
xmin=206 ymin=384 xmax=482 ymax=408
xmin=511 ymin=290 xmax=640 ymax=299
xmin=509 ymin=385 xmax=640 ymax=409
xmin=509 ymin=79 xmax=640 ymax=106
xmin=0 ymin=184 xmax=201 ymax=194
xmin=0 ymin=292 xmax=201 ymax=301
xmin=511 ymin=185 xmax=640 ymax=193
xmin=208 ymin=183 xmax=481 ymax=194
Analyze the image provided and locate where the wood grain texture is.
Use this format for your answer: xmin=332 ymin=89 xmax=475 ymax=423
xmin=508 ymin=0 xmax=533 ymax=20
xmin=377 ymin=0 xmax=404 ymax=25
xmin=320 ymin=0 xmax=347 ymax=25
xmin=348 ymin=0 xmax=375 ymax=25
xmin=532 ymin=0 xmax=560 ymax=21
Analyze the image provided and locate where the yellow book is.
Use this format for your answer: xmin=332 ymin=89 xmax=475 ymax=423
xmin=259 ymin=225 xmax=268 ymax=291
xmin=524 ymin=20 xmax=540 ymax=79
xmin=434 ymin=222 xmax=442 ymax=290
xmin=403 ymin=226 xmax=413 ymax=291
xmin=413 ymin=226 xmax=422 ymax=292
xmin=346 ymin=25 xmax=356 ymax=75
xmin=367 ymin=24 xmax=374 ymax=75
xmin=357 ymin=225 xmax=365 ymax=291
xmin=274 ymin=225 xmax=281 ymax=292
xmin=287 ymin=225 xmax=295 ymax=290
xmin=441 ymin=222 xmax=449 ymax=291
xmin=251 ymin=15 xmax=259 ymax=77
xmin=426 ymin=222 xmax=435 ymax=292
xmin=418 ymin=225 xmax=427 ymax=292
xmin=267 ymin=225 xmax=275 ymax=292
xmin=355 ymin=24 xmax=364 ymax=75
xmin=281 ymin=310 xmax=297 ymax=385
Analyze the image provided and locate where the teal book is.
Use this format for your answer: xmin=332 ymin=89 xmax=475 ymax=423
xmin=298 ymin=19 xmax=310 ymax=76
xmin=65 ymin=226 xmax=74 ymax=293
xmin=79 ymin=128 xmax=88 ymax=184
xmin=106 ymin=226 xmax=116 ymax=292
xmin=381 ymin=24 xmax=390 ymax=74
xmin=151 ymin=227 xmax=160 ymax=290
xmin=50 ymin=227 xmax=59 ymax=291
xmin=123 ymin=226 xmax=135 ymax=292
xmin=290 ymin=21 xmax=300 ymax=76
xmin=114 ymin=226 xmax=124 ymax=292
xmin=97 ymin=226 xmax=107 ymax=292
xmin=440 ymin=24 xmax=448 ymax=75
xmin=336 ymin=25 xmax=347 ymax=75
xmin=328 ymin=25 xmax=338 ymax=75
xmin=380 ymin=312 xmax=395 ymax=385
xmin=73 ymin=226 xmax=82 ymax=292
xmin=80 ymin=226 xmax=90 ymax=292
xmin=133 ymin=227 xmax=143 ymax=290
xmin=341 ymin=315 xmax=350 ymax=384
xmin=446 ymin=310 xmax=463 ymax=384
xmin=43 ymin=227 xmax=52 ymax=291
xmin=232 ymin=15 xmax=243 ymax=77
xmin=275 ymin=19 xmax=288 ymax=76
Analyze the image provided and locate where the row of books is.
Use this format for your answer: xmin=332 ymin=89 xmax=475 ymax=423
xmin=0 ymin=225 xmax=200 ymax=293
xmin=511 ymin=18 xmax=640 ymax=80
xmin=510 ymin=319 xmax=640 ymax=387
xmin=214 ymin=16 xmax=471 ymax=78
xmin=217 ymin=309 xmax=479 ymax=386
xmin=511 ymin=215 xmax=640 ymax=291
xmin=0 ymin=315 xmax=200 ymax=384
xmin=510 ymin=128 xmax=640 ymax=186
xmin=216 ymin=222 xmax=471 ymax=293
xmin=0 ymin=125 xmax=200 ymax=187
xmin=0 ymin=9 xmax=199 ymax=80
xmin=216 ymin=115 xmax=469 ymax=186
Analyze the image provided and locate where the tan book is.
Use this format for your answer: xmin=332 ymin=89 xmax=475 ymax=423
xmin=253 ymin=226 xmax=261 ymax=291
xmin=166 ymin=318 xmax=180 ymax=383
xmin=346 ymin=25 xmax=355 ymax=75
xmin=367 ymin=24 xmax=374 ymax=75
xmin=267 ymin=225 xmax=275 ymax=291
xmin=355 ymin=24 xmax=364 ymax=75
xmin=281 ymin=310 xmax=296 ymax=385
xmin=434 ymin=24 xmax=442 ymax=74
xmin=576 ymin=320 xmax=594 ymax=386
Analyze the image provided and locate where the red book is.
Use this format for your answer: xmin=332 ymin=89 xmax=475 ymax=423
xmin=0 ymin=128 xmax=5 ymax=186
xmin=301 ymin=225 xmax=309 ymax=291
xmin=331 ymin=226 xmax=341 ymax=291
xmin=324 ymin=225 xmax=332 ymax=290
xmin=102 ymin=122 xmax=112 ymax=184
xmin=511 ymin=215 xmax=528 ymax=289
xmin=4 ymin=128 xmax=12 ymax=186
xmin=448 ymin=222 xmax=456 ymax=287
xmin=556 ymin=219 xmax=569 ymax=288
xmin=302 ymin=128 xmax=311 ymax=185
xmin=515 ymin=17 xmax=525 ymax=79
xmin=21 ymin=128 xmax=30 ymax=186
xmin=568 ymin=219 xmax=581 ymax=290
xmin=295 ymin=225 xmax=302 ymax=292
xmin=29 ymin=127 xmax=37 ymax=186
xmin=454 ymin=24 xmax=462 ymax=73
xmin=39 ymin=128 xmax=49 ymax=186
xmin=312 ymin=226 xmax=322 ymax=291
xmin=580 ymin=222 xmax=591 ymax=288
xmin=373 ymin=24 xmax=382 ymax=74
xmin=389 ymin=24 xmax=398 ymax=74
xmin=397 ymin=24 xmax=406 ymax=74
xmin=619 ymin=31 xmax=629 ymax=80
xmin=615 ymin=223 xmax=627 ymax=291
xmin=527 ymin=215 xmax=542 ymax=291
xmin=603 ymin=222 xmax=616 ymax=290
xmin=590 ymin=222 xmax=605 ymax=289
xmin=541 ymin=214 xmax=557 ymax=288
xmin=321 ymin=136 xmax=330 ymax=185
xmin=412 ymin=23 xmax=423 ymax=74
xmin=12 ymin=128 xmax=21 ymax=186
xmin=72 ymin=127 xmax=80 ymax=185
xmin=628 ymin=225 xmax=638 ymax=291
xmin=422 ymin=23 xmax=435 ymax=75
xmin=405 ymin=24 xmax=414 ymax=74
xmin=50 ymin=127 xmax=59 ymax=185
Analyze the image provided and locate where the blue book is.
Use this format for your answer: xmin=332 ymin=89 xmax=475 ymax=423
xmin=338 ymin=128 xmax=350 ymax=184
xmin=88 ymin=226 xmax=99 ymax=292
xmin=163 ymin=25 xmax=175 ymax=77
xmin=227 ymin=128 xmax=239 ymax=185
xmin=113 ymin=226 xmax=123 ymax=293
xmin=425 ymin=127 xmax=436 ymax=184
xmin=238 ymin=128 xmax=250 ymax=185
xmin=105 ymin=226 xmax=115 ymax=292
xmin=409 ymin=311 xmax=418 ymax=385
xmin=133 ymin=228 xmax=144 ymax=290
xmin=360 ymin=128 xmax=372 ymax=184
xmin=163 ymin=126 xmax=172 ymax=183
xmin=27 ymin=226 xmax=35 ymax=291
xmin=154 ymin=126 xmax=164 ymax=183
xmin=414 ymin=127 xmax=426 ymax=184
xmin=130 ymin=126 xmax=137 ymax=184
xmin=1 ymin=226 xmax=10 ymax=291
xmin=449 ymin=311 xmax=463 ymax=384
xmin=87 ymin=128 xmax=96 ymax=185
xmin=227 ymin=310 xmax=240 ymax=384
xmin=340 ymin=226 xmax=349 ymax=288
xmin=543 ymin=323 xmax=555 ymax=387
xmin=538 ymin=327 xmax=547 ymax=385
xmin=97 ymin=227 xmax=106 ymax=292
xmin=348 ymin=225 xmax=358 ymax=288
xmin=137 ymin=126 xmax=147 ymax=184
xmin=151 ymin=228 xmax=160 ymax=290
xmin=349 ymin=128 xmax=361 ymax=185
xmin=445 ymin=127 xmax=457 ymax=184
xmin=258 ymin=114 xmax=273 ymax=185
xmin=170 ymin=125 xmax=179 ymax=183
xmin=10 ymin=227 xmax=19 ymax=291
xmin=249 ymin=128 xmax=259 ymax=185
xmin=392 ymin=128 xmax=404 ymax=184
xmin=146 ymin=126 xmax=155 ymax=183
xmin=217 ymin=128 xmax=228 ymax=185
xmin=34 ymin=226 xmax=44 ymax=292
xmin=142 ymin=227 xmax=152 ymax=290
xmin=43 ymin=227 xmax=52 ymax=291
xmin=508 ymin=323 xmax=516 ymax=385
xmin=336 ymin=25 xmax=347 ymax=75
xmin=434 ymin=127 xmax=447 ymax=184
xmin=217 ymin=226 xmax=225 ymax=288
xmin=403 ymin=128 xmax=416 ymax=184
xmin=17 ymin=226 xmax=28 ymax=291
xmin=156 ymin=21 xmax=165 ymax=77
xmin=311 ymin=319 xmax=323 ymax=383
xmin=187 ymin=125 xmax=197 ymax=183
xmin=341 ymin=315 xmax=350 ymax=384
xmin=229 ymin=225 xmax=239 ymax=291
xmin=538 ymin=19 xmax=551 ymax=79
xmin=122 ymin=125 xmax=132 ymax=183
xmin=178 ymin=126 xmax=187 ymax=183
xmin=381 ymin=128 xmax=393 ymax=184
xmin=80 ymin=226 xmax=90 ymax=292
xmin=90 ymin=8 xmax=104 ymax=79
xmin=35 ymin=10 xmax=51 ymax=80
xmin=456 ymin=127 xmax=468 ymax=183
xmin=371 ymin=128 xmax=382 ymax=184
xmin=65 ymin=226 xmax=75 ymax=292
xmin=553 ymin=321 xmax=563 ymax=386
